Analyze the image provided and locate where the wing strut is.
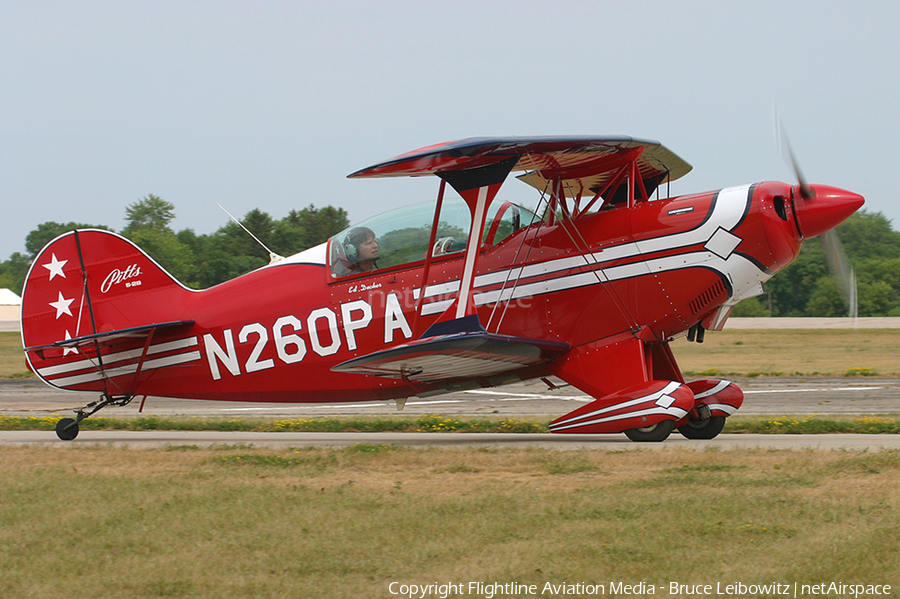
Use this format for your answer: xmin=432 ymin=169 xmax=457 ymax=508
xmin=411 ymin=179 xmax=448 ymax=338
xmin=426 ymin=156 xmax=520 ymax=329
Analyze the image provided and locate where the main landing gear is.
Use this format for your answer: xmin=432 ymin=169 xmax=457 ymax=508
xmin=678 ymin=414 xmax=727 ymax=439
xmin=55 ymin=394 xmax=136 ymax=441
xmin=623 ymin=404 xmax=729 ymax=442
xmin=624 ymin=420 xmax=675 ymax=442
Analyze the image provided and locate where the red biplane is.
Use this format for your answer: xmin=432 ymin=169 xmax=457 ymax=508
xmin=20 ymin=136 xmax=864 ymax=441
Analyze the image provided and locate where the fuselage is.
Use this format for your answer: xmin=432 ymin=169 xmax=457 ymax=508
xmin=23 ymin=179 xmax=862 ymax=404
xmin=126 ymin=182 xmax=822 ymax=400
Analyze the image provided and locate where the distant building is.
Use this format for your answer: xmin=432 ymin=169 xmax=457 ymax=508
xmin=0 ymin=288 xmax=21 ymax=322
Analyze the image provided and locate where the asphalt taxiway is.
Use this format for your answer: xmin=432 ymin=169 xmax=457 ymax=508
xmin=1 ymin=377 xmax=899 ymax=419
xmin=1 ymin=377 xmax=899 ymax=448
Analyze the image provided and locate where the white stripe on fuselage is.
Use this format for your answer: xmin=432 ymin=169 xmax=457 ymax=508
xmin=35 ymin=337 xmax=199 ymax=377
xmin=271 ymin=186 xmax=756 ymax=315
xmin=417 ymin=184 xmax=757 ymax=314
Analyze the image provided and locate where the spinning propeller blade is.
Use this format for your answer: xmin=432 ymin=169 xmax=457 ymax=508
xmin=775 ymin=115 xmax=815 ymax=200
xmin=821 ymin=229 xmax=858 ymax=319
xmin=775 ymin=113 xmax=860 ymax=318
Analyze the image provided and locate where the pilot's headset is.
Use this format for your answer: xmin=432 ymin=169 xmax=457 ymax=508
xmin=342 ymin=235 xmax=358 ymax=261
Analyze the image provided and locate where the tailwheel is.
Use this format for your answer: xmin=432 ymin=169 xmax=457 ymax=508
xmin=54 ymin=393 xmax=136 ymax=441
xmin=55 ymin=418 xmax=79 ymax=441
xmin=678 ymin=415 xmax=726 ymax=440
xmin=624 ymin=419 xmax=674 ymax=442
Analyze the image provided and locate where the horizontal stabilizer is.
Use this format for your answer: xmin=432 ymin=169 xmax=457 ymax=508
xmin=25 ymin=320 xmax=194 ymax=353
xmin=27 ymin=325 xmax=202 ymax=393
xmin=332 ymin=330 xmax=569 ymax=384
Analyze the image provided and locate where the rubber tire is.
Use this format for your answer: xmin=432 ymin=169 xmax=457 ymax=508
xmin=55 ymin=418 xmax=79 ymax=441
xmin=678 ymin=415 xmax=727 ymax=440
xmin=624 ymin=419 xmax=675 ymax=442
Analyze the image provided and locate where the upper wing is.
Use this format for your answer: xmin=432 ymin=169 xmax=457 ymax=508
xmin=347 ymin=136 xmax=692 ymax=197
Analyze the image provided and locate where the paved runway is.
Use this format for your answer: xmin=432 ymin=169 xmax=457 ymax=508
xmin=1 ymin=377 xmax=899 ymax=418
xmin=1 ymin=377 xmax=899 ymax=448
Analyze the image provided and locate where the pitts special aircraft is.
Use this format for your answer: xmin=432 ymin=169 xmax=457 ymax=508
xmin=20 ymin=136 xmax=864 ymax=441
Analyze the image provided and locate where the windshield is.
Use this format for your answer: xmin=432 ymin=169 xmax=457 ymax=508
xmin=328 ymin=197 xmax=535 ymax=279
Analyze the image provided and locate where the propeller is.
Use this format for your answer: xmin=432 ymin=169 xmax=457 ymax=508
xmin=775 ymin=112 xmax=859 ymax=321
xmin=820 ymin=228 xmax=858 ymax=320
xmin=775 ymin=118 xmax=814 ymax=200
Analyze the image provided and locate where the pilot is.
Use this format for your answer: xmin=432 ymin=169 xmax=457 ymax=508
xmin=344 ymin=226 xmax=379 ymax=272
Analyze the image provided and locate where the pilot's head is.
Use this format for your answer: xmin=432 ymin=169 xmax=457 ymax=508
xmin=345 ymin=226 xmax=379 ymax=269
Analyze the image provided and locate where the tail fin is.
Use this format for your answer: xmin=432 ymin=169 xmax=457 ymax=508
xmin=22 ymin=229 xmax=195 ymax=392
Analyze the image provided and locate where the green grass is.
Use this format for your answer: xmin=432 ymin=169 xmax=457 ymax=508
xmin=673 ymin=328 xmax=900 ymax=378
xmin=0 ymin=331 xmax=30 ymax=379
xmin=726 ymin=415 xmax=900 ymax=434
xmin=0 ymin=445 xmax=898 ymax=598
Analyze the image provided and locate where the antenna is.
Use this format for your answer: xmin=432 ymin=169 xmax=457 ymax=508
xmin=216 ymin=203 xmax=285 ymax=264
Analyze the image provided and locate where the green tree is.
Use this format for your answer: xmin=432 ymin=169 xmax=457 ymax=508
xmin=278 ymin=205 xmax=349 ymax=250
xmin=271 ymin=218 xmax=307 ymax=256
xmin=121 ymin=195 xmax=196 ymax=285
xmin=188 ymin=210 xmax=273 ymax=288
xmin=235 ymin=209 xmax=277 ymax=261
xmin=832 ymin=210 xmax=900 ymax=260
xmin=766 ymin=242 xmax=828 ymax=316
xmin=172 ymin=205 xmax=348 ymax=288
xmin=731 ymin=297 xmax=770 ymax=317
xmin=805 ymin=277 xmax=846 ymax=317
xmin=0 ymin=253 xmax=32 ymax=295
xmin=127 ymin=228 xmax=197 ymax=285
xmin=858 ymin=280 xmax=899 ymax=316
xmin=765 ymin=210 xmax=900 ymax=316
xmin=25 ymin=221 xmax=110 ymax=259
xmin=122 ymin=194 xmax=176 ymax=235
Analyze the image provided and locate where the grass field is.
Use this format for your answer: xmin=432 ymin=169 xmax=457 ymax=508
xmin=672 ymin=328 xmax=900 ymax=378
xmin=0 ymin=332 xmax=29 ymax=379
xmin=4 ymin=328 xmax=900 ymax=598
xmin=1 ymin=445 xmax=897 ymax=598
xmin=3 ymin=413 xmax=900 ymax=435
xmin=5 ymin=328 xmax=900 ymax=380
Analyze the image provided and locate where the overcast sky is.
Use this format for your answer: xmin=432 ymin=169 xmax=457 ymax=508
xmin=2 ymin=0 xmax=897 ymax=260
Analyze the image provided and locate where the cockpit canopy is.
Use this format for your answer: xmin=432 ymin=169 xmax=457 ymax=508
xmin=329 ymin=196 xmax=533 ymax=278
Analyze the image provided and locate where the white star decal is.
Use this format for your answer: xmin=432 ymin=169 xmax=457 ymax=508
xmin=49 ymin=292 xmax=74 ymax=319
xmin=63 ymin=330 xmax=79 ymax=356
xmin=43 ymin=253 xmax=68 ymax=281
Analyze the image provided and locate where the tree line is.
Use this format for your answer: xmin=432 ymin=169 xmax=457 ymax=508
xmin=0 ymin=195 xmax=349 ymax=292
xmin=2 ymin=197 xmax=899 ymax=317
xmin=733 ymin=210 xmax=900 ymax=317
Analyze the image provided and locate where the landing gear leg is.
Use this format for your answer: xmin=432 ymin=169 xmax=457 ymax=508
xmin=54 ymin=394 xmax=135 ymax=441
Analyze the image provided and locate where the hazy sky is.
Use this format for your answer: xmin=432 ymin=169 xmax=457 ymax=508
xmin=2 ymin=0 xmax=897 ymax=260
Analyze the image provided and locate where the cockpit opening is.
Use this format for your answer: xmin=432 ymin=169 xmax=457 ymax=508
xmin=329 ymin=196 xmax=534 ymax=279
